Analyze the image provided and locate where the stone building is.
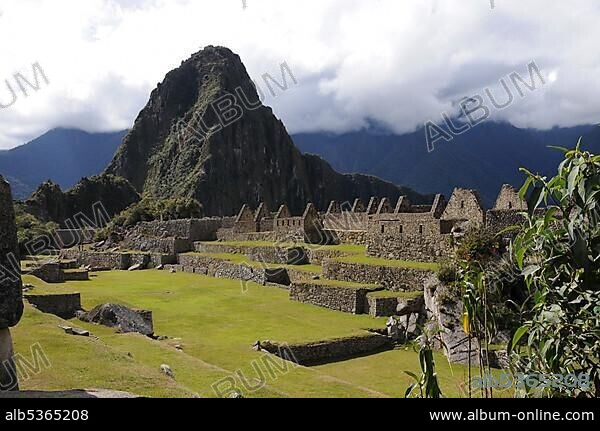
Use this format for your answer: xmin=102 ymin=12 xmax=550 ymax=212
xmin=494 ymin=184 xmax=527 ymax=211
xmin=323 ymin=199 xmax=369 ymax=232
xmin=486 ymin=184 xmax=528 ymax=239
xmin=0 ymin=176 xmax=23 ymax=391
xmin=367 ymin=194 xmax=454 ymax=262
xmin=441 ymin=188 xmax=486 ymax=228
xmin=273 ymin=203 xmax=325 ymax=243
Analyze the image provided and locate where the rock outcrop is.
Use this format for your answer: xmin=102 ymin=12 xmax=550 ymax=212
xmin=0 ymin=176 xmax=23 ymax=391
xmin=78 ymin=304 xmax=154 ymax=337
xmin=106 ymin=46 xmax=425 ymax=216
xmin=424 ymin=276 xmax=480 ymax=365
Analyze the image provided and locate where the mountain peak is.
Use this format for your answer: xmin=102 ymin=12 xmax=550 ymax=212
xmin=106 ymin=47 xmax=420 ymax=216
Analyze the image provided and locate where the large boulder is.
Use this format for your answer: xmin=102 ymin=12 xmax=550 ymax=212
xmin=0 ymin=176 xmax=23 ymax=391
xmin=0 ymin=177 xmax=23 ymax=329
xmin=78 ymin=304 xmax=154 ymax=336
xmin=424 ymin=276 xmax=480 ymax=365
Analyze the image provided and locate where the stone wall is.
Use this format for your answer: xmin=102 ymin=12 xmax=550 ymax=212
xmin=135 ymin=218 xmax=225 ymax=241
xmin=365 ymin=296 xmax=397 ymax=317
xmin=62 ymin=270 xmax=90 ymax=281
xmin=322 ymin=213 xmax=369 ymax=231
xmin=323 ymin=230 xmax=367 ymax=246
xmin=260 ymin=334 xmax=392 ymax=366
xmin=305 ymin=248 xmax=354 ymax=266
xmin=246 ymin=247 xmax=309 ymax=265
xmin=364 ymin=294 xmax=424 ymax=318
xmin=178 ymin=254 xmax=290 ymax=286
xmin=366 ymin=233 xmax=453 ymax=263
xmin=62 ymin=250 xmax=176 ymax=271
xmin=486 ymin=210 xmax=526 ymax=238
xmin=194 ymin=243 xmax=308 ymax=265
xmin=370 ymin=213 xmax=447 ymax=237
xmin=25 ymin=293 xmax=82 ymax=319
xmin=62 ymin=250 xmax=129 ymax=270
xmin=216 ymin=229 xmax=277 ymax=242
xmin=323 ymin=260 xmax=433 ymax=291
xmin=123 ymin=237 xmax=192 ymax=254
xmin=289 ymin=282 xmax=373 ymax=314
xmin=30 ymin=263 xmax=64 ymax=283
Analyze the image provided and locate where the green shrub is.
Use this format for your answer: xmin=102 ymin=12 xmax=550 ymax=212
xmin=14 ymin=203 xmax=59 ymax=255
xmin=455 ymin=227 xmax=503 ymax=263
xmin=437 ymin=259 xmax=458 ymax=283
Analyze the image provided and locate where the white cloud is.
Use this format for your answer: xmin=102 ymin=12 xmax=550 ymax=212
xmin=0 ymin=0 xmax=599 ymax=149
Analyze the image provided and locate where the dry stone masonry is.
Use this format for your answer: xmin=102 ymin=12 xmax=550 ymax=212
xmin=290 ymin=282 xmax=379 ymax=314
xmin=0 ymin=176 xmax=23 ymax=391
xmin=323 ymin=259 xmax=434 ymax=292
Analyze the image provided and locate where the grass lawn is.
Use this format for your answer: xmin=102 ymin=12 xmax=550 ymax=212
xmin=13 ymin=270 xmax=493 ymax=398
xmin=335 ymin=255 xmax=439 ymax=271
xmin=367 ymin=290 xmax=424 ymax=299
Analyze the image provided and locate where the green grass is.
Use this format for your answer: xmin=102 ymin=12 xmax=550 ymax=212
xmin=367 ymin=290 xmax=423 ymax=299
xmin=313 ymin=347 xmax=512 ymax=398
xmin=63 ymin=269 xmax=87 ymax=274
xmin=14 ymin=270 xmax=496 ymax=398
xmin=306 ymin=279 xmax=381 ymax=289
xmin=335 ymin=255 xmax=439 ymax=271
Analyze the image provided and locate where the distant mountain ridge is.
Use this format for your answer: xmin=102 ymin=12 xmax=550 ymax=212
xmin=2 ymin=110 xmax=599 ymax=208
xmin=0 ymin=128 xmax=127 ymax=199
xmin=293 ymin=122 xmax=600 ymax=207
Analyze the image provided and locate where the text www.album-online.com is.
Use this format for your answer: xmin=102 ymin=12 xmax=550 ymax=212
xmin=429 ymin=410 xmax=595 ymax=421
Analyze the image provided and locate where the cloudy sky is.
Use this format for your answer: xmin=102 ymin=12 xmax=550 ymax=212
xmin=0 ymin=0 xmax=599 ymax=149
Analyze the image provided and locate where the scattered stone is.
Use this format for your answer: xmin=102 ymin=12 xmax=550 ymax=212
xmin=229 ymin=392 xmax=244 ymax=399
xmin=170 ymin=268 xmax=176 ymax=273
xmin=160 ymin=364 xmax=175 ymax=378
xmin=59 ymin=326 xmax=90 ymax=337
xmin=252 ymin=341 xmax=262 ymax=351
xmin=128 ymin=263 xmax=143 ymax=271
xmin=157 ymin=336 xmax=169 ymax=341
xmin=175 ymin=344 xmax=183 ymax=351
xmin=156 ymin=264 xmax=164 ymax=270
xmin=95 ymin=241 xmax=106 ymax=248
xmin=78 ymin=304 xmax=154 ymax=337
xmin=312 ymin=275 xmax=321 ymax=280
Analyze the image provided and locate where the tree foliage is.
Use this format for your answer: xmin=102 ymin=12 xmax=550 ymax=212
xmin=510 ymin=143 xmax=600 ymax=398
xmin=14 ymin=203 xmax=58 ymax=255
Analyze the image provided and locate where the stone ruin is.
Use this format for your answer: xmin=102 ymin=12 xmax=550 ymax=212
xmin=51 ymin=184 xmax=528 ymax=268
xmin=0 ymin=176 xmax=23 ymax=391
